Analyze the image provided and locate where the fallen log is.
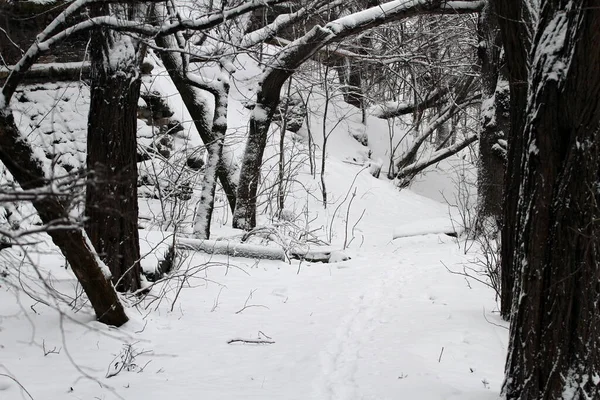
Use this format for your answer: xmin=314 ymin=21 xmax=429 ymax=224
xmin=176 ymin=238 xmax=346 ymax=263
xmin=0 ymin=61 xmax=153 ymax=83
xmin=393 ymin=227 xmax=458 ymax=240
xmin=0 ymin=62 xmax=90 ymax=83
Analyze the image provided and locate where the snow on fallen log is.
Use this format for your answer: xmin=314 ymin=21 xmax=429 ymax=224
xmin=392 ymin=218 xmax=459 ymax=240
xmin=0 ymin=62 xmax=90 ymax=82
xmin=176 ymin=238 xmax=348 ymax=263
xmin=178 ymin=238 xmax=286 ymax=260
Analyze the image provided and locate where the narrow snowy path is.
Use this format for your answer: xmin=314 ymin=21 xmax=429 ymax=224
xmin=311 ymin=236 xmax=507 ymax=400
xmin=314 ymin=247 xmax=405 ymax=400
xmin=0 ymin=232 xmax=508 ymax=400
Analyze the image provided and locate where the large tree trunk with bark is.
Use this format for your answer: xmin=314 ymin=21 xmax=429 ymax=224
xmin=86 ymin=11 xmax=143 ymax=293
xmin=495 ymin=0 xmax=534 ymax=319
xmin=232 ymin=27 xmax=332 ymax=230
xmin=501 ymin=1 xmax=600 ymax=399
xmin=0 ymin=111 xmax=128 ymax=326
xmin=476 ymin=1 xmax=508 ymax=228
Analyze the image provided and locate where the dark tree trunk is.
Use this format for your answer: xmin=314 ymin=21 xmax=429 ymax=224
xmin=501 ymin=1 xmax=600 ymax=399
xmin=335 ymin=57 xmax=364 ymax=109
xmin=476 ymin=1 xmax=508 ymax=228
xmin=86 ymin=17 xmax=142 ymax=293
xmin=232 ymin=99 xmax=275 ymax=230
xmin=0 ymin=112 xmax=128 ymax=326
xmin=494 ymin=0 xmax=533 ymax=320
xmin=233 ymin=26 xmax=332 ymax=230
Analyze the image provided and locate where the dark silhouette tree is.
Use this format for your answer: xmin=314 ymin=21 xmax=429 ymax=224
xmin=494 ymin=0 xmax=535 ymax=319
xmin=85 ymin=3 xmax=146 ymax=292
xmin=499 ymin=0 xmax=600 ymax=398
xmin=476 ymin=0 xmax=508 ymax=230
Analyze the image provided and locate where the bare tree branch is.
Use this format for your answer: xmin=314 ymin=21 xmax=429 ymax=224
xmin=369 ymin=86 xmax=449 ymax=119
xmin=396 ymin=134 xmax=478 ymax=186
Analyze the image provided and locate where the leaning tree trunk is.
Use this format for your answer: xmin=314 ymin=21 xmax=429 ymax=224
xmin=495 ymin=0 xmax=534 ymax=320
xmin=232 ymin=94 xmax=275 ymax=230
xmin=501 ymin=1 xmax=600 ymax=399
xmin=0 ymin=111 xmax=128 ymax=326
xmin=476 ymin=1 xmax=509 ymax=229
xmin=86 ymin=14 xmax=143 ymax=293
xmin=232 ymin=27 xmax=331 ymax=230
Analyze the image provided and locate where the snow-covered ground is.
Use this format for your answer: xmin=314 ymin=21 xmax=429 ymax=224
xmin=0 ymin=181 xmax=507 ymax=399
xmin=0 ymin=53 xmax=506 ymax=400
xmin=0 ymin=233 xmax=507 ymax=400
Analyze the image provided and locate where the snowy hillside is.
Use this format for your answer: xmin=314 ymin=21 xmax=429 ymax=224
xmin=0 ymin=51 xmax=505 ymax=400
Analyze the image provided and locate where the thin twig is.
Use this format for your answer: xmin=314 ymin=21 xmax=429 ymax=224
xmin=227 ymin=338 xmax=275 ymax=345
xmin=0 ymin=373 xmax=34 ymax=400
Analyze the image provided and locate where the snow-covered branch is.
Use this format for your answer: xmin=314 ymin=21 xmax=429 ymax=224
xmin=0 ymin=62 xmax=90 ymax=81
xmin=369 ymin=87 xmax=449 ymax=119
xmin=324 ymin=0 xmax=484 ymax=43
xmin=1 ymin=0 xmax=287 ymax=105
xmin=264 ymin=0 xmax=483 ymax=81
xmin=395 ymin=79 xmax=480 ymax=171
xmin=396 ymin=134 xmax=478 ymax=187
xmin=240 ymin=0 xmax=340 ymax=48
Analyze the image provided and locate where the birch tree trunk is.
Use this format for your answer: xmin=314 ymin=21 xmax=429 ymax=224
xmin=192 ymin=68 xmax=229 ymax=239
xmin=501 ymin=1 xmax=600 ymax=398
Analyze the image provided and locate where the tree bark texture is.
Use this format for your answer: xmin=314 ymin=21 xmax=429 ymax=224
xmin=501 ymin=1 xmax=600 ymax=399
xmin=232 ymin=26 xmax=332 ymax=230
xmin=193 ymin=75 xmax=228 ymax=239
xmin=495 ymin=0 xmax=534 ymax=319
xmin=86 ymin=15 xmax=142 ymax=293
xmin=476 ymin=1 xmax=508 ymax=227
xmin=0 ymin=111 xmax=128 ymax=326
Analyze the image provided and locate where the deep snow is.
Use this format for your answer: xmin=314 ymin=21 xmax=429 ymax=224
xmin=0 ymin=52 xmax=505 ymax=400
